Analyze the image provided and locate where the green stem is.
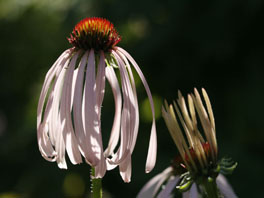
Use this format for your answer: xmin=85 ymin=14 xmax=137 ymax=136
xmin=202 ymin=177 xmax=219 ymax=198
xmin=91 ymin=167 xmax=103 ymax=198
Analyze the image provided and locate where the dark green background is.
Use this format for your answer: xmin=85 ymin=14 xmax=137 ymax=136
xmin=0 ymin=0 xmax=263 ymax=197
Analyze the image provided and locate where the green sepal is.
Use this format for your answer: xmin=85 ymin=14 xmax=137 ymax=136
xmin=214 ymin=164 xmax=221 ymax=174
xmin=176 ymin=172 xmax=193 ymax=192
xmin=105 ymin=53 xmax=119 ymax=68
xmin=219 ymin=157 xmax=238 ymax=175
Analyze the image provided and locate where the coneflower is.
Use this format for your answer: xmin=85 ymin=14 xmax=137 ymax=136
xmin=138 ymin=88 xmax=237 ymax=198
xmin=37 ymin=17 xmax=157 ymax=183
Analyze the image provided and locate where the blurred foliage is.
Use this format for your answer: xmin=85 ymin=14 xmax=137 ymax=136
xmin=0 ymin=0 xmax=264 ymax=197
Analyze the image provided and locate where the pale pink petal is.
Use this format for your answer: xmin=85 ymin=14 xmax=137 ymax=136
xmin=84 ymin=49 xmax=102 ymax=166
xmin=111 ymin=105 xmax=129 ymax=165
xmin=37 ymin=49 xmax=71 ymax=159
xmin=70 ymin=68 xmax=78 ymax=108
xmin=38 ymin=123 xmax=56 ymax=161
xmin=116 ymin=51 xmax=139 ymax=153
xmin=216 ymin=174 xmax=238 ymax=198
xmin=94 ymin=158 xmax=107 ymax=178
xmin=145 ymin=123 xmax=157 ymax=173
xmin=39 ymin=90 xmax=57 ymax=160
xmin=157 ymin=176 xmax=180 ymax=198
xmin=109 ymin=53 xmax=129 ymax=163
xmin=37 ymin=49 xmax=71 ymax=128
xmin=119 ymin=152 xmax=132 ymax=183
xmin=93 ymin=51 xmax=107 ymax=178
xmin=48 ymin=56 xmax=69 ymax=150
xmin=116 ymin=47 xmax=157 ymax=173
xmin=104 ymin=66 xmax=122 ymax=157
xmin=106 ymin=158 xmax=118 ymax=170
xmin=137 ymin=167 xmax=173 ymax=198
xmin=52 ymin=66 xmax=68 ymax=169
xmin=43 ymin=60 xmax=66 ymax=147
xmin=110 ymin=51 xmax=135 ymax=166
xmin=60 ymin=51 xmax=82 ymax=164
xmin=41 ymin=56 xmax=67 ymax=153
xmin=95 ymin=51 xmax=106 ymax=117
xmin=72 ymin=51 xmax=95 ymax=164
xmin=56 ymin=125 xmax=67 ymax=169
xmin=106 ymin=147 xmax=130 ymax=166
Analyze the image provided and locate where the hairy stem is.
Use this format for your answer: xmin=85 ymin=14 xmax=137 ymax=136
xmin=202 ymin=177 xmax=219 ymax=198
xmin=91 ymin=167 xmax=103 ymax=198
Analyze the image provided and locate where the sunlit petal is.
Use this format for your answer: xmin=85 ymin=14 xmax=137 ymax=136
xmin=60 ymin=51 xmax=82 ymax=164
xmin=116 ymin=47 xmax=157 ymax=173
xmin=84 ymin=49 xmax=102 ymax=166
xmin=104 ymin=66 xmax=122 ymax=157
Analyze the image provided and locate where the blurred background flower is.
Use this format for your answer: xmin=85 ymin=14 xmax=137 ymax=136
xmin=0 ymin=0 xmax=264 ymax=197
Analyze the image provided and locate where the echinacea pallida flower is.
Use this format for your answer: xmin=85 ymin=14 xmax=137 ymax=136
xmin=138 ymin=88 xmax=237 ymax=197
xmin=37 ymin=17 xmax=157 ymax=182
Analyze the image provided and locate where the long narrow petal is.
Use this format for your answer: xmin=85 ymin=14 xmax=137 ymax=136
xmin=116 ymin=47 xmax=157 ymax=173
xmin=48 ymin=57 xmax=70 ymax=148
xmin=84 ymin=49 xmax=102 ymax=166
xmin=115 ymin=51 xmax=135 ymax=152
xmin=93 ymin=51 xmax=107 ymax=178
xmin=104 ymin=66 xmax=122 ymax=157
xmin=145 ymin=124 xmax=157 ymax=173
xmin=95 ymin=51 xmax=106 ymax=116
xmin=37 ymin=49 xmax=71 ymax=159
xmin=71 ymin=68 xmax=78 ymax=108
xmin=137 ymin=167 xmax=173 ymax=198
xmin=94 ymin=157 xmax=107 ymax=178
xmin=38 ymin=123 xmax=56 ymax=161
xmin=116 ymin=51 xmax=139 ymax=152
xmin=104 ymin=51 xmax=135 ymax=180
xmin=51 ymin=57 xmax=69 ymax=169
xmin=109 ymin=51 xmax=135 ymax=167
xmin=119 ymin=152 xmax=132 ymax=183
xmin=60 ymin=51 xmax=82 ymax=165
xmin=72 ymin=51 xmax=96 ymax=164
xmin=37 ymin=49 xmax=72 ymax=129
xmin=56 ymin=123 xmax=67 ymax=169
xmin=216 ymin=174 xmax=238 ymax=198
xmin=114 ymin=50 xmax=137 ymax=153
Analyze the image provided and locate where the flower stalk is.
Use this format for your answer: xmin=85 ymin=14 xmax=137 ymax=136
xmin=91 ymin=167 xmax=103 ymax=198
xmin=201 ymin=177 xmax=219 ymax=198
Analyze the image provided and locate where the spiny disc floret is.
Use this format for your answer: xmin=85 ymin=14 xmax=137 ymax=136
xmin=68 ymin=17 xmax=121 ymax=52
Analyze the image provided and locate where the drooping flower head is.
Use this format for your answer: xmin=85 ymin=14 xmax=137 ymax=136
xmin=138 ymin=88 xmax=237 ymax=198
xmin=37 ymin=17 xmax=157 ymax=182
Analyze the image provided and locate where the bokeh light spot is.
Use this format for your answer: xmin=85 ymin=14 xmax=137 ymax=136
xmin=0 ymin=192 xmax=25 ymax=198
xmin=63 ymin=173 xmax=85 ymax=197
xmin=140 ymin=95 xmax=162 ymax=122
